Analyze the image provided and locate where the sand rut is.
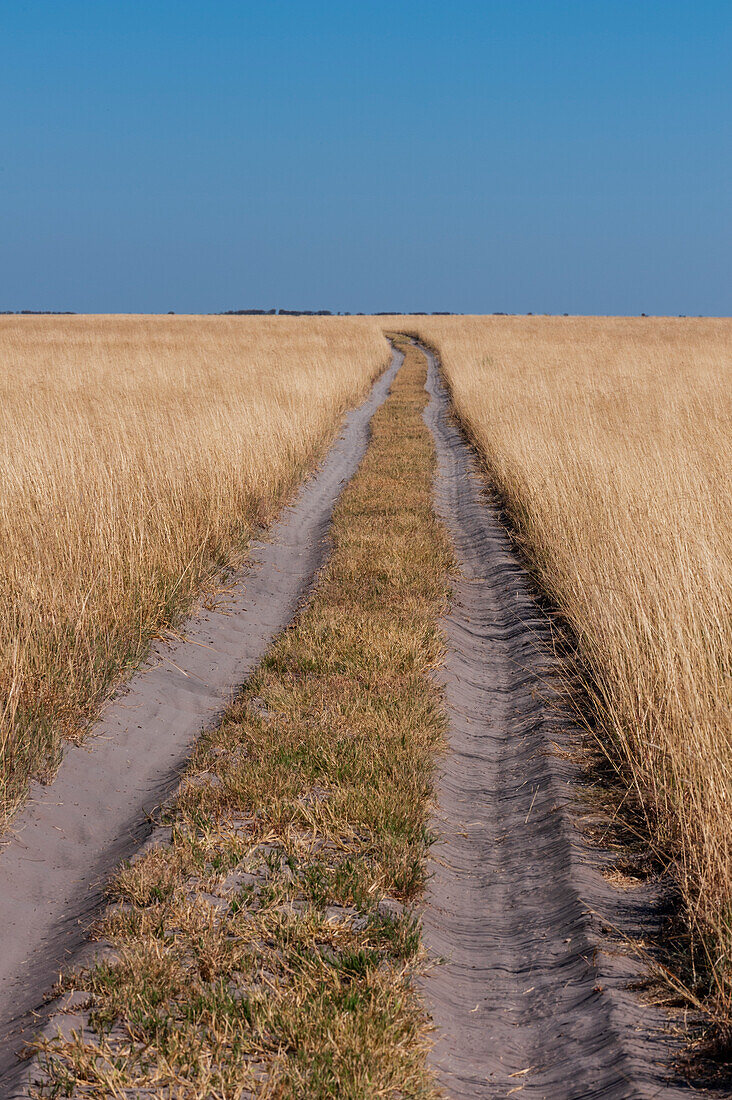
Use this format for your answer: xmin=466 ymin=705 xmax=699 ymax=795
xmin=420 ymin=341 xmax=699 ymax=1100
xmin=0 ymin=349 xmax=402 ymax=1096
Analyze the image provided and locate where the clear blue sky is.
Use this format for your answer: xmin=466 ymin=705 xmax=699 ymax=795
xmin=1 ymin=0 xmax=730 ymax=314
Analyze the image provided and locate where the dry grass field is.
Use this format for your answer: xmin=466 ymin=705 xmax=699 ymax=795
xmin=31 ymin=337 xmax=450 ymax=1098
xmin=411 ymin=315 xmax=732 ymax=1015
xmin=3 ymin=312 xmax=731 ymax=1082
xmin=0 ymin=315 xmax=389 ymax=825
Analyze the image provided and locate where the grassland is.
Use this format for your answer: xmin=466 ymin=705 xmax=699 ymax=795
xmin=4 ymin=310 xmax=731 ymax=1065
xmin=31 ymin=338 xmax=451 ymax=1098
xmin=410 ymin=315 xmax=732 ymax=1024
xmin=0 ymin=315 xmax=388 ymax=826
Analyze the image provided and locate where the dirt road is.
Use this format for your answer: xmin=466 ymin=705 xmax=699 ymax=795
xmin=0 ymin=349 xmax=401 ymax=1094
xmin=420 ymin=340 xmax=700 ymax=1099
xmin=0 ymin=338 xmax=719 ymax=1098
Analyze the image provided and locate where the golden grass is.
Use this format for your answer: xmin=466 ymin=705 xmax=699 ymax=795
xmin=31 ymin=339 xmax=450 ymax=1098
xmin=0 ymin=315 xmax=389 ymax=824
xmin=407 ymin=315 xmax=732 ymax=1018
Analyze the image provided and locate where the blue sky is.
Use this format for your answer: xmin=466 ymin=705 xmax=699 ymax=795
xmin=1 ymin=0 xmax=730 ymax=314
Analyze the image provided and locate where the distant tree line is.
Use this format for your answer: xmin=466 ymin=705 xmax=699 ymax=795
xmin=218 ymin=309 xmax=462 ymax=317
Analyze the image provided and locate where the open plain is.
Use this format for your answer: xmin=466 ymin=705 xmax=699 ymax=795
xmin=413 ymin=315 xmax=732 ymax=1024
xmin=0 ymin=316 xmax=729 ymax=1098
xmin=0 ymin=315 xmax=388 ymax=822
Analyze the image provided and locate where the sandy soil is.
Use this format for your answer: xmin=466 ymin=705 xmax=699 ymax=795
xmin=420 ymin=341 xmax=714 ymax=1099
xmin=2 ymin=339 xmax=723 ymax=1099
xmin=0 ymin=349 xmax=402 ymax=1095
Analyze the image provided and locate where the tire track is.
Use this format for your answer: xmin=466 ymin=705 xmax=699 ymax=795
xmin=419 ymin=341 xmax=704 ymax=1099
xmin=0 ymin=348 xmax=402 ymax=1096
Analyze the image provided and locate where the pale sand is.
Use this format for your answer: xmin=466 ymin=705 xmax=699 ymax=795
xmin=0 ymin=349 xmax=402 ymax=1093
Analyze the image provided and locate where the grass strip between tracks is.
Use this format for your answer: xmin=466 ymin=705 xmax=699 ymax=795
xmin=31 ymin=338 xmax=452 ymax=1098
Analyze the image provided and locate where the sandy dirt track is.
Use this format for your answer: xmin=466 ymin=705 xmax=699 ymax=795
xmin=0 ymin=349 xmax=402 ymax=1095
xmin=420 ymin=341 xmax=709 ymax=1099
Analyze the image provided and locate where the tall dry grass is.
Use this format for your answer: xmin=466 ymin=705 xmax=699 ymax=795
xmin=0 ymin=314 xmax=389 ymax=824
xmin=412 ymin=315 xmax=732 ymax=1014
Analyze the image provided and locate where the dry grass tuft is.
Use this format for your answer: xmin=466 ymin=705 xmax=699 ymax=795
xmin=410 ymin=315 xmax=732 ymax=1023
xmin=29 ymin=339 xmax=452 ymax=1098
xmin=0 ymin=315 xmax=388 ymax=824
